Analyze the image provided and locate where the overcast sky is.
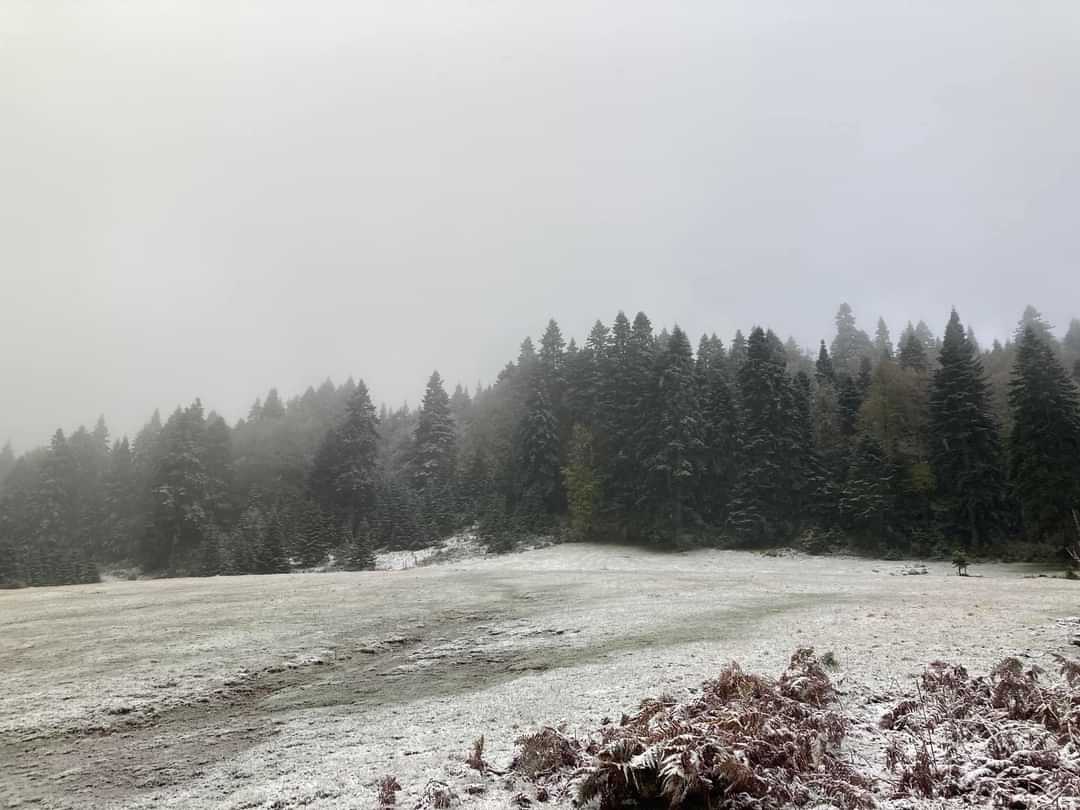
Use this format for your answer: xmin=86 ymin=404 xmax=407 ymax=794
xmin=2 ymin=1 xmax=1079 ymax=451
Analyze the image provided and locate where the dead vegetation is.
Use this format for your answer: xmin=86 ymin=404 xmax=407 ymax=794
xmin=466 ymin=735 xmax=487 ymax=773
xmin=498 ymin=648 xmax=1080 ymax=810
xmin=880 ymin=655 xmax=1080 ymax=806
xmin=508 ymin=648 xmax=874 ymax=809
xmin=377 ymin=775 xmax=402 ymax=806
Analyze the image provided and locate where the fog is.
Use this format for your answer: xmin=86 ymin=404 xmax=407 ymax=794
xmin=3 ymin=1 xmax=1079 ymax=451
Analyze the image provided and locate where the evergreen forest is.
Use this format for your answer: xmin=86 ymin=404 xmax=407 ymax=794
xmin=2 ymin=303 xmax=1080 ymax=587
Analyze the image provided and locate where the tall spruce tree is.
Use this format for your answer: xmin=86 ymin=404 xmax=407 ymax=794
xmin=830 ymin=303 xmax=873 ymax=375
xmin=898 ymin=329 xmax=929 ymax=372
xmin=697 ymin=339 xmax=737 ymax=525
xmin=514 ymin=382 xmax=561 ymax=519
xmin=728 ymin=328 xmax=798 ymax=544
xmin=928 ymin=310 xmax=1006 ymax=549
xmin=1007 ymin=327 xmax=1080 ymax=544
xmin=874 ymin=318 xmax=894 ymax=361
xmin=815 ymin=341 xmax=835 ymax=384
xmin=642 ymin=326 xmax=702 ymax=541
xmin=309 ymin=380 xmax=380 ymax=538
xmin=412 ymin=371 xmax=457 ymax=491
xmin=0 ymin=441 xmax=14 ymax=488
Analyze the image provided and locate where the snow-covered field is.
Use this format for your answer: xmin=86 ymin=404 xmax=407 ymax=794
xmin=1 ymin=544 xmax=1076 ymax=809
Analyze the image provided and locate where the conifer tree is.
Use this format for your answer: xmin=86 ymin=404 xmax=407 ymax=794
xmin=412 ymin=371 xmax=457 ymax=492
xmin=562 ymin=424 xmax=599 ymax=540
xmin=309 ymin=380 xmax=380 ymax=538
xmin=1065 ymin=318 xmax=1080 ymax=355
xmin=898 ymin=330 xmax=929 ymax=372
xmin=837 ymin=375 xmax=862 ymax=438
xmin=874 ymin=317 xmax=894 ymax=360
xmin=1015 ymin=305 xmax=1056 ymax=348
xmin=102 ymin=437 xmax=138 ymax=560
xmin=839 ymin=435 xmax=893 ymax=540
xmin=514 ymin=382 xmax=561 ymax=519
xmin=815 ymin=340 xmax=835 ymax=384
xmin=830 ymin=303 xmax=873 ymax=375
xmin=728 ymin=329 xmax=748 ymax=375
xmin=928 ymin=309 xmax=1006 ymax=549
xmin=147 ymin=401 xmax=213 ymax=571
xmin=256 ymin=516 xmax=289 ymax=574
xmin=0 ymin=441 xmax=14 ymax=488
xmin=1007 ymin=327 xmax=1080 ymax=543
xmin=261 ymin=388 xmax=286 ymax=419
xmin=697 ymin=341 xmax=737 ymax=525
xmin=728 ymin=328 xmax=797 ymax=544
xmin=343 ymin=520 xmax=376 ymax=570
xmin=642 ymin=326 xmax=702 ymax=540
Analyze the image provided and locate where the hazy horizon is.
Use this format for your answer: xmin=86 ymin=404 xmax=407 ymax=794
xmin=4 ymin=1 xmax=1079 ymax=452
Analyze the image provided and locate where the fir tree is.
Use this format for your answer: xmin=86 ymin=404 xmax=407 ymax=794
xmin=697 ymin=345 xmax=737 ymax=525
xmin=839 ymin=435 xmax=893 ymax=541
xmin=514 ymin=383 xmax=561 ymax=519
xmin=874 ymin=317 xmax=894 ymax=361
xmin=261 ymin=388 xmax=286 ymax=419
xmin=310 ymin=380 xmax=380 ymax=538
xmin=830 ymin=303 xmax=873 ymax=375
xmin=815 ymin=340 xmax=835 ymax=384
xmin=562 ymin=425 xmax=600 ymax=540
xmin=0 ymin=441 xmax=14 ymax=487
xmin=146 ymin=401 xmax=213 ymax=571
xmin=728 ymin=329 xmax=748 ymax=375
xmin=642 ymin=326 xmax=702 ymax=540
xmin=1015 ymin=305 xmax=1056 ymax=348
xmin=837 ymin=375 xmax=862 ymax=438
xmin=256 ymin=516 xmax=289 ymax=574
xmin=412 ymin=371 xmax=457 ymax=492
xmin=343 ymin=519 xmax=376 ymax=570
xmin=728 ymin=328 xmax=797 ymax=544
xmin=898 ymin=329 xmax=929 ymax=372
xmin=1007 ymin=327 xmax=1080 ymax=543
xmin=928 ymin=309 xmax=1006 ymax=549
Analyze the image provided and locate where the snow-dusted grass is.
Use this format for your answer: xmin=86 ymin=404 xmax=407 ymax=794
xmin=1 ymin=544 xmax=1076 ymax=809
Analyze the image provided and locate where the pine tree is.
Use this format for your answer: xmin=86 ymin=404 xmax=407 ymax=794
xmin=562 ymin=425 xmax=600 ymax=540
xmin=0 ymin=441 xmax=14 ymax=488
xmin=261 ymin=388 xmax=286 ymax=420
xmin=310 ymin=380 xmax=380 ymax=538
xmin=343 ymin=520 xmax=376 ymax=571
xmin=728 ymin=329 xmax=748 ymax=375
xmin=874 ymin=317 xmax=894 ymax=361
xmin=642 ymin=326 xmax=702 ymax=541
xmin=830 ymin=303 xmax=873 ymax=375
xmin=837 ymin=375 xmax=862 ymax=438
xmin=256 ymin=516 xmax=289 ymax=574
xmin=815 ymin=341 xmax=835 ymax=384
xmin=898 ymin=329 xmax=929 ymax=372
xmin=1015 ymin=305 xmax=1056 ymax=348
xmin=728 ymin=328 xmax=798 ymax=544
xmin=1065 ymin=318 xmax=1080 ymax=354
xmin=1007 ymin=327 xmax=1080 ymax=544
xmin=147 ymin=401 xmax=213 ymax=572
xmin=839 ymin=435 xmax=893 ymax=541
xmin=697 ymin=343 xmax=737 ymax=526
xmin=412 ymin=371 xmax=457 ymax=492
xmin=514 ymin=383 xmax=561 ymax=520
xmin=538 ymin=319 xmax=566 ymax=374
xmin=928 ymin=309 xmax=1006 ymax=549
xmin=102 ymin=437 xmax=138 ymax=560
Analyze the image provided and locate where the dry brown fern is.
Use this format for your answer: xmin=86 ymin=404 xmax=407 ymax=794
xmin=510 ymin=649 xmax=872 ymax=810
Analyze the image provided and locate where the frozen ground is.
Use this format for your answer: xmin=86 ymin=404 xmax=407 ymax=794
xmin=0 ymin=544 xmax=1076 ymax=809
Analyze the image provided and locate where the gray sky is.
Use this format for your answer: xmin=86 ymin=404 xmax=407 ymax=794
xmin=2 ymin=1 xmax=1079 ymax=452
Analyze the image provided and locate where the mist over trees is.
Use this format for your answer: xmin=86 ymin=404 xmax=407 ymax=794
xmin=2 ymin=302 xmax=1080 ymax=587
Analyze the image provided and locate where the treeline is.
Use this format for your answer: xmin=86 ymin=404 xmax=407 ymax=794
xmin=1 ymin=304 xmax=1079 ymax=587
